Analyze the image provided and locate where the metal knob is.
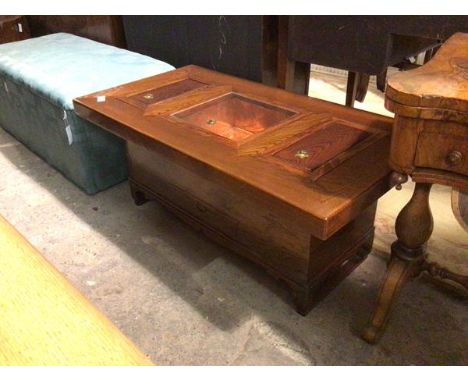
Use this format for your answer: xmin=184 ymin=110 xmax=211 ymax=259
xmin=446 ymin=150 xmax=463 ymax=166
xmin=389 ymin=171 xmax=408 ymax=191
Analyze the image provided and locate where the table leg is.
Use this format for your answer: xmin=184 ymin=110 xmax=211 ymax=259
xmin=346 ymin=72 xmax=370 ymax=107
xmin=129 ymin=180 xmax=149 ymax=206
xmin=362 ymin=182 xmax=433 ymax=344
xmin=376 ymin=69 xmax=387 ymax=92
xmin=277 ymin=16 xmax=310 ymax=96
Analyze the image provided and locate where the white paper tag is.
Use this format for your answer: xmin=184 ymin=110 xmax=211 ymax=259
xmin=97 ymin=95 xmax=106 ymax=103
xmin=3 ymin=81 xmax=8 ymax=93
xmin=63 ymin=111 xmax=69 ymax=127
xmin=18 ymin=23 xmax=23 ymax=33
xmin=65 ymin=125 xmax=73 ymax=145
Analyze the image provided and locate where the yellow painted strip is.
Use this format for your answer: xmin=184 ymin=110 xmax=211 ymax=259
xmin=0 ymin=214 xmax=153 ymax=366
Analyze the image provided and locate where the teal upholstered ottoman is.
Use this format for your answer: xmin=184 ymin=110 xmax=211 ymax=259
xmin=0 ymin=33 xmax=174 ymax=194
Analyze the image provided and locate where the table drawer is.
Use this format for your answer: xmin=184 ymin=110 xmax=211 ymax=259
xmin=415 ymin=131 xmax=468 ymax=176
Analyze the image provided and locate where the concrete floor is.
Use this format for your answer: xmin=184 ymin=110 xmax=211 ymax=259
xmin=0 ymin=71 xmax=466 ymax=365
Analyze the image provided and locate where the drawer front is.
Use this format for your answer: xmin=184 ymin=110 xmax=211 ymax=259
xmin=415 ymin=132 xmax=468 ymax=176
xmin=127 ymin=141 xmax=313 ymax=284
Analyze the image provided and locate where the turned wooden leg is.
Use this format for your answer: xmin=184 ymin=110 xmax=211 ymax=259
xmin=277 ymin=16 xmax=310 ymax=96
xmin=362 ymin=182 xmax=433 ymax=344
xmin=422 ymin=261 xmax=468 ymax=290
xmin=346 ymin=72 xmax=370 ymax=107
xmin=355 ymin=73 xmax=370 ymax=103
xmin=361 ymin=256 xmax=420 ymax=343
xmin=376 ymin=68 xmax=387 ymax=92
xmin=346 ymin=72 xmax=359 ymax=108
xmin=129 ymin=181 xmax=148 ymax=206
xmin=291 ymin=286 xmax=312 ymax=316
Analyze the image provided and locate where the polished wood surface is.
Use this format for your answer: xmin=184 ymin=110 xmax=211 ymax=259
xmin=272 ymin=121 xmax=371 ymax=172
xmin=0 ymin=214 xmax=153 ymax=365
xmin=363 ymin=33 xmax=468 ymax=344
xmin=74 ymin=65 xmax=393 ymax=313
xmin=0 ymin=16 xmax=30 ymax=44
xmin=386 ymin=32 xmax=468 ymax=114
xmin=27 ymin=16 xmax=126 ymax=47
xmin=386 ymin=34 xmax=468 ymax=185
xmin=75 ymin=65 xmax=393 ymax=239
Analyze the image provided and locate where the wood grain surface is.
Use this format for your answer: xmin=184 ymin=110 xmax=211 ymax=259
xmin=0 ymin=16 xmax=30 ymax=44
xmin=74 ymin=65 xmax=393 ymax=240
xmin=74 ymin=65 xmax=393 ymax=312
xmin=364 ymin=32 xmax=468 ymax=344
xmin=0 ymin=214 xmax=153 ymax=366
xmin=386 ymin=32 xmax=468 ymax=115
xmin=27 ymin=16 xmax=126 ymax=48
xmin=273 ymin=121 xmax=371 ymax=172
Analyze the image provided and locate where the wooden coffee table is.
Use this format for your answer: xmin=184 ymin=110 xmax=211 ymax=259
xmin=74 ymin=65 xmax=393 ymax=314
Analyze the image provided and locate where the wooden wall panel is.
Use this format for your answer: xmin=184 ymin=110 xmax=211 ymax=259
xmin=27 ymin=15 xmax=126 ymax=48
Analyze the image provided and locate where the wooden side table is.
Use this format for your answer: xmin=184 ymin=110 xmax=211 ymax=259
xmin=362 ymin=32 xmax=468 ymax=344
xmin=0 ymin=16 xmax=30 ymax=44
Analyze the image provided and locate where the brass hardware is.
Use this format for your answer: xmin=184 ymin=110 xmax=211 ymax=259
xmin=206 ymin=119 xmax=217 ymax=125
xmin=446 ymin=150 xmax=463 ymax=166
xmin=295 ymin=150 xmax=309 ymax=159
xmin=143 ymin=93 xmax=154 ymax=100
xmin=390 ymin=171 xmax=408 ymax=191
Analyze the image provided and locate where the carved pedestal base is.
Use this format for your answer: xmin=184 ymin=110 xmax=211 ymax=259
xmin=362 ymin=182 xmax=433 ymax=344
xmin=422 ymin=261 xmax=468 ymax=291
xmin=362 ymin=244 xmax=425 ymax=343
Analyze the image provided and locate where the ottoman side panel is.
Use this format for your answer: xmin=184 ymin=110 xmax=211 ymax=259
xmin=0 ymin=74 xmax=126 ymax=194
xmin=0 ymin=33 xmax=174 ymax=193
xmin=67 ymin=111 xmax=128 ymax=193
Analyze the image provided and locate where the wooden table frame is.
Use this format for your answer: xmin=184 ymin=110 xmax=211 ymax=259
xmin=74 ymin=65 xmax=394 ymax=314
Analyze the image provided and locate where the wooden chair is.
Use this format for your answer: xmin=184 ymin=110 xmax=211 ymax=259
xmin=278 ymin=16 xmax=468 ymax=107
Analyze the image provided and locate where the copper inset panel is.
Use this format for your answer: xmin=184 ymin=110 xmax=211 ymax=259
xmin=274 ymin=122 xmax=371 ymax=171
xmin=174 ymin=93 xmax=296 ymax=143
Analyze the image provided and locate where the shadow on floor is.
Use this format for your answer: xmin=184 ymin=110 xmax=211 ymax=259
xmin=1 ymin=127 xmax=466 ymax=365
